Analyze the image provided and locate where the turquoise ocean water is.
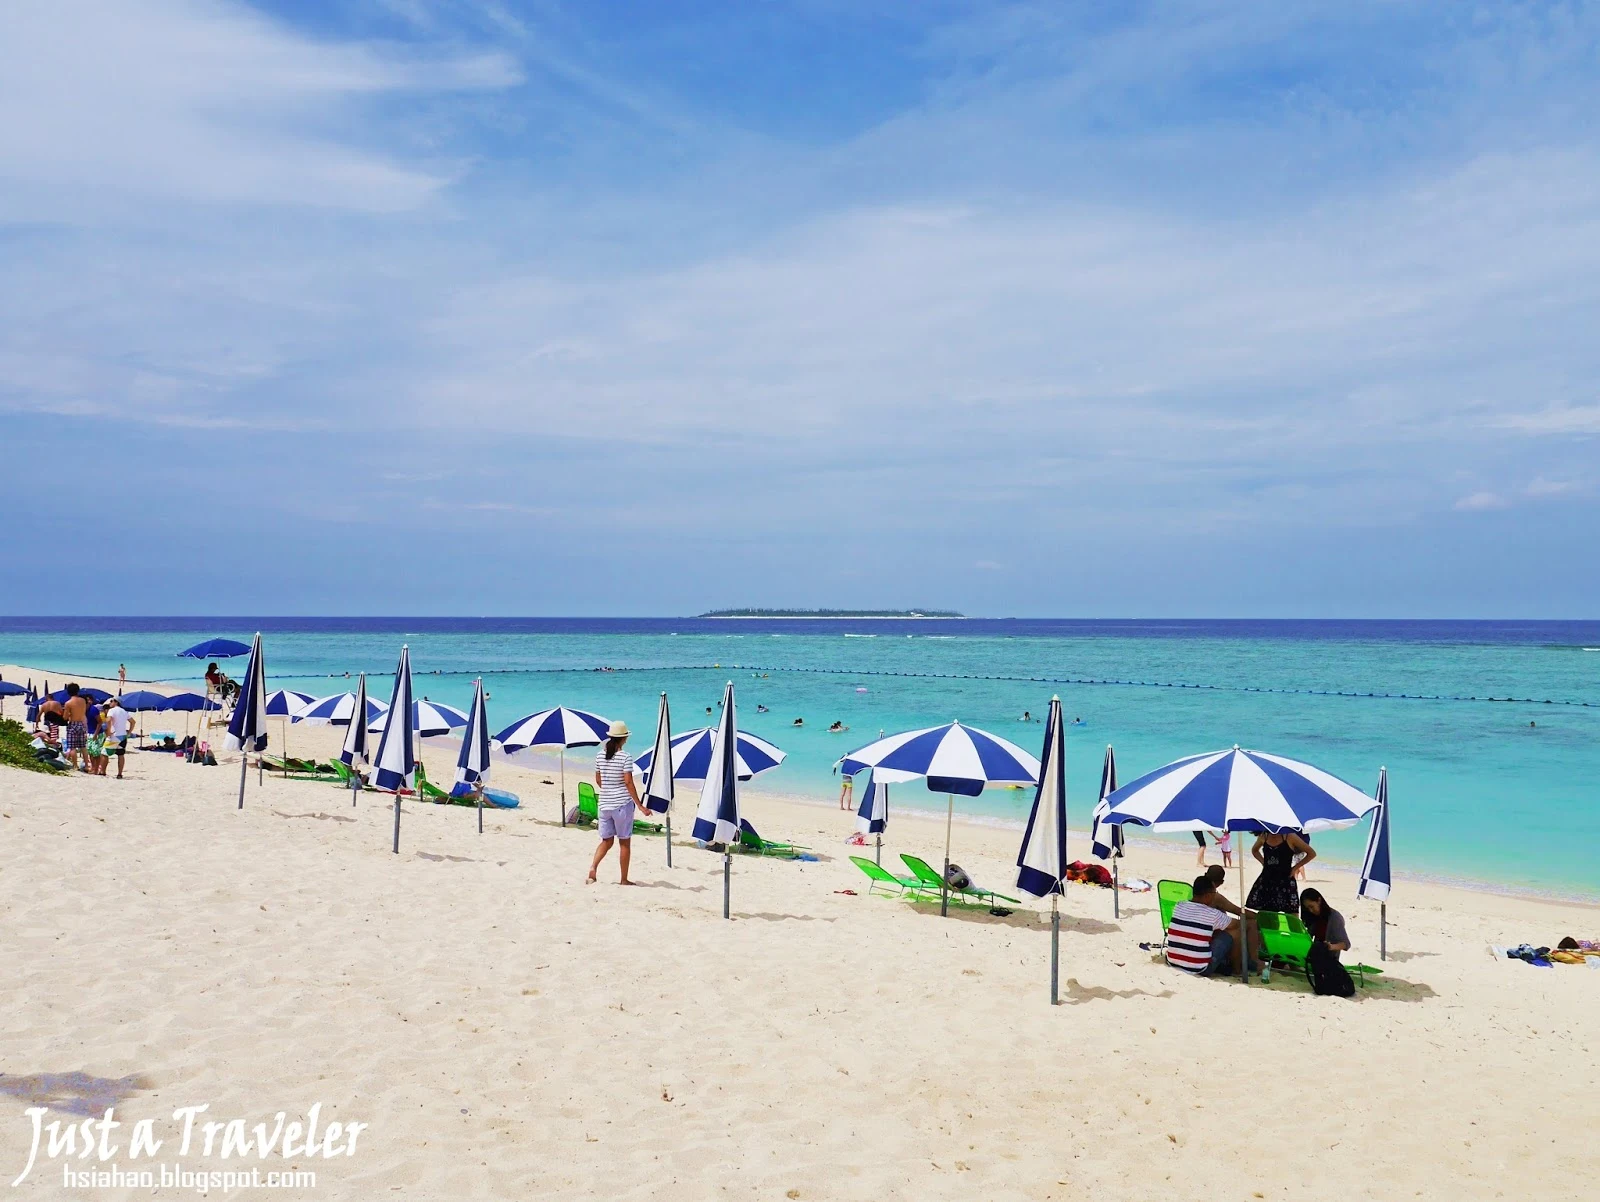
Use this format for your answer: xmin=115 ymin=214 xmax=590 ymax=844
xmin=2 ymin=618 xmax=1596 ymax=899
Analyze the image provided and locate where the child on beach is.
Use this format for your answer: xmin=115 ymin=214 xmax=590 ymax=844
xmin=1216 ymin=830 xmax=1233 ymax=866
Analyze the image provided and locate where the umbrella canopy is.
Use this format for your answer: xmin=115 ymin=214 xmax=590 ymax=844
xmin=1089 ymin=745 xmax=1123 ymax=860
xmin=177 ymin=638 xmax=251 ymax=659
xmin=492 ymin=706 xmax=611 ymax=751
xmin=633 ymin=726 xmax=786 ymax=785
xmin=370 ymin=698 xmax=468 ymax=737
xmin=264 ymin=689 xmax=315 ymax=717
xmin=371 ymin=647 xmax=415 ymax=792
xmin=691 ymin=682 xmax=742 ymax=845
xmin=838 ymin=721 xmax=1040 ymax=796
xmin=641 ymin=693 xmax=675 ymax=814
xmin=118 ymin=690 xmax=171 ymax=712
xmin=49 ymin=686 xmax=113 ymax=703
xmin=451 ymin=679 xmax=492 ymax=798
xmin=855 ymin=769 xmax=888 ymax=835
xmin=161 ymin=692 xmax=221 ymax=712
xmin=1099 ymin=746 xmax=1379 ymax=834
xmin=1359 ymin=768 xmax=1392 ymax=902
xmin=224 ymin=633 xmax=269 ymax=753
xmin=1015 ymin=697 xmax=1068 ymax=898
xmin=295 ymin=691 xmax=389 ymax=725
xmin=0 ymin=681 xmax=29 ymax=698
xmin=339 ymin=674 xmax=373 ymax=768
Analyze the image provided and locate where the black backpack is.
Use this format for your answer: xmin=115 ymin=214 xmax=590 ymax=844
xmin=1306 ymin=939 xmax=1355 ymax=997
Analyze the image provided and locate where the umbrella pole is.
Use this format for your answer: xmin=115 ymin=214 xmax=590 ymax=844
xmin=722 ymin=848 xmax=731 ymax=919
xmin=1050 ymin=893 xmax=1060 ymax=1005
xmin=665 ymin=814 xmax=672 ymax=868
xmin=478 ymin=791 xmax=483 ymax=835
xmin=941 ymin=793 xmax=954 ymax=918
xmin=875 ymin=833 xmax=881 ymax=868
xmin=1380 ymin=902 xmax=1387 ymax=961
xmin=1239 ymin=836 xmax=1250 ymax=985
xmin=559 ymin=748 xmax=567 ymax=827
xmin=1113 ymin=858 xmax=1120 ymax=920
xmin=393 ymin=796 xmax=402 ymax=854
xmin=237 ymin=749 xmax=247 ymax=810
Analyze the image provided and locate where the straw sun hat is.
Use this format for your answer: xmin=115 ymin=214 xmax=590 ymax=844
xmin=606 ymin=720 xmax=630 ymax=739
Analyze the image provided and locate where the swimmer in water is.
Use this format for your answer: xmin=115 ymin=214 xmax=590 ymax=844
xmin=792 ymin=718 xmax=804 ymax=727
xmin=828 ymin=721 xmax=847 ymax=733
xmin=756 ymin=704 xmax=769 ymax=714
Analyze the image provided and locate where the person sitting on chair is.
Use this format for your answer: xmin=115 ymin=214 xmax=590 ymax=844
xmin=1299 ymin=888 xmax=1351 ymax=960
xmin=1167 ymin=875 xmax=1261 ymax=976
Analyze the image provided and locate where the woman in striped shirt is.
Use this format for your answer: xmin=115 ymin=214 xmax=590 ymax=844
xmin=587 ymin=721 xmax=645 ymax=885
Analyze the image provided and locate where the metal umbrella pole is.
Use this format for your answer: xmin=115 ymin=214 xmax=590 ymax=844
xmin=1050 ymin=893 xmax=1061 ymax=1005
xmin=941 ymin=792 xmax=955 ymax=918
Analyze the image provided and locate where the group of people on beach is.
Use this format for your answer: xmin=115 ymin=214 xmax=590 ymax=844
xmin=32 ymin=684 xmax=135 ymax=778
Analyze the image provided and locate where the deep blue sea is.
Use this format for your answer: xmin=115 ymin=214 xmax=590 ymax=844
xmin=3 ymin=617 xmax=1597 ymax=898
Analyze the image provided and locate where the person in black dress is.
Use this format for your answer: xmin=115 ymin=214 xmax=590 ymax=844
xmin=1246 ymin=830 xmax=1315 ymax=913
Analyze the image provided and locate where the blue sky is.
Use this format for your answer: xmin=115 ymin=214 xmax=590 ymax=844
xmin=3 ymin=1 xmax=1598 ymax=616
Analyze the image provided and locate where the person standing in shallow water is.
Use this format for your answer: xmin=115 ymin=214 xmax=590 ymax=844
xmin=587 ymin=721 xmax=644 ymax=886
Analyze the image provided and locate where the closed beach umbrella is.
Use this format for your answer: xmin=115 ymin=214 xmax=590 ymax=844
xmin=297 ymin=691 xmax=389 ymax=726
xmin=1101 ymin=745 xmax=1379 ymax=982
xmin=840 ymin=721 xmax=1041 ymax=917
xmin=1015 ymin=697 xmax=1068 ymax=1003
xmin=223 ymin=632 xmax=268 ymax=807
xmin=641 ymin=693 xmax=676 ymax=866
xmin=1358 ymin=767 xmax=1392 ymax=960
xmin=452 ymin=679 xmax=492 ymax=833
xmin=338 ymin=675 xmax=374 ymax=772
xmin=691 ymin=681 xmax=741 ymax=918
xmin=369 ymin=699 xmax=468 ymax=738
xmin=1090 ymin=744 xmax=1124 ymax=917
xmin=493 ymin=706 xmax=611 ymax=827
xmin=371 ymin=647 xmax=416 ymax=853
xmin=854 ymin=770 xmax=889 ymax=866
xmin=633 ymin=726 xmax=786 ymax=784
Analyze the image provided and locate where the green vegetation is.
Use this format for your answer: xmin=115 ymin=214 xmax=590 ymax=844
xmin=699 ymin=608 xmax=964 ymax=618
xmin=0 ymin=718 xmax=65 ymax=775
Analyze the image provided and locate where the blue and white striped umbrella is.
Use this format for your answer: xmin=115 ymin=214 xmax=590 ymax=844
xmin=451 ymin=679 xmax=491 ymax=799
xmin=1015 ymin=697 xmax=1067 ymax=899
xmin=838 ymin=721 xmax=1040 ymax=796
xmin=1089 ymin=745 xmax=1123 ymax=860
xmin=855 ymin=769 xmax=888 ymax=835
xmin=371 ymin=646 xmax=415 ymax=793
xmin=1099 ymin=745 xmax=1379 ymax=834
xmin=264 ymin=689 xmax=315 ymax=717
xmin=633 ymin=726 xmax=786 ymax=785
xmin=296 ymin=690 xmax=389 ymax=726
xmin=692 ymin=682 xmax=742 ymax=849
xmin=641 ymin=693 xmax=675 ymax=815
xmin=370 ymin=698 xmax=469 ymax=738
xmin=224 ymin=633 xmax=268 ymax=754
xmin=1359 ymin=768 xmax=1391 ymax=903
xmin=492 ymin=706 xmax=611 ymax=751
xmin=338 ymin=674 xmax=373 ymax=769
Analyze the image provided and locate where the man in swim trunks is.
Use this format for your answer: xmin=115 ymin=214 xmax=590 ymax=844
xmin=61 ymin=683 xmax=90 ymax=771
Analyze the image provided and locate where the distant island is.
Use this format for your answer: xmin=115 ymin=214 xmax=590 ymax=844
xmin=698 ymin=608 xmax=964 ymax=619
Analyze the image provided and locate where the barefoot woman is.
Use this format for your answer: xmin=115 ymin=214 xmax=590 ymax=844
xmin=587 ymin=721 xmax=644 ymax=885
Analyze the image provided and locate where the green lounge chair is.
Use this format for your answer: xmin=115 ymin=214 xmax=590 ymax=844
xmin=899 ymin=853 xmax=1020 ymax=907
xmin=262 ymin=754 xmax=339 ymax=781
xmin=327 ymin=759 xmax=358 ymax=787
xmin=736 ymin=818 xmax=808 ymax=857
xmin=849 ymin=856 xmax=931 ymax=897
xmin=577 ymin=781 xmax=664 ymax=835
xmin=415 ymin=762 xmax=468 ymax=806
xmin=1257 ymin=911 xmax=1384 ymax=987
xmin=1157 ymin=879 xmax=1193 ymax=933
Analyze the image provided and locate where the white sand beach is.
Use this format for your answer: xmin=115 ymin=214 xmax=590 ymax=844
xmin=2 ymin=664 xmax=1597 ymax=1200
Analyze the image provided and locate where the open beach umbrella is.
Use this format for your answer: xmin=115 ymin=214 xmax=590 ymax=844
xmin=451 ymin=679 xmax=492 ymax=833
xmin=855 ymin=769 xmax=889 ymax=865
xmin=839 ymin=721 xmax=1041 ymax=917
xmin=369 ymin=699 xmax=468 ymax=738
xmin=119 ymin=689 xmax=170 ymax=711
xmin=1100 ymin=745 xmax=1380 ymax=982
xmin=371 ymin=647 xmax=416 ymax=853
xmin=161 ymin=691 xmax=221 ymax=741
xmin=691 ymin=681 xmax=742 ymax=918
xmin=50 ymin=686 xmax=112 ymax=704
xmin=262 ymin=689 xmax=315 ymax=766
xmin=1089 ymin=745 xmax=1124 ymax=917
xmin=296 ymin=691 xmax=389 ymax=726
xmin=177 ymin=638 xmax=252 ymax=659
xmin=492 ymin=706 xmax=611 ymax=827
xmin=0 ymin=680 xmax=25 ymax=717
xmin=633 ymin=726 xmax=787 ymax=784
xmin=1358 ymin=767 xmax=1392 ymax=961
xmin=338 ymin=674 xmax=374 ymax=780
xmin=640 ymin=693 xmax=677 ymax=866
xmin=1015 ymin=697 xmax=1068 ymax=1003
xmin=223 ymin=632 xmax=268 ymax=807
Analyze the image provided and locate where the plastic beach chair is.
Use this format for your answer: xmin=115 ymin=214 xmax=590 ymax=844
xmin=737 ymin=818 xmax=807 ymax=857
xmin=899 ymin=853 xmax=1020 ymax=907
xmin=577 ymin=781 xmax=663 ymax=834
xmin=849 ymin=856 xmax=932 ymax=898
xmin=262 ymin=754 xmax=338 ymax=781
xmin=1157 ymin=880 xmax=1194 ymax=934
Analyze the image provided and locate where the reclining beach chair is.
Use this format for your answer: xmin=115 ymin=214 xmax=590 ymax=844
xmin=1256 ymin=911 xmax=1384 ymax=988
xmin=736 ymin=818 xmax=806 ymax=857
xmin=849 ymin=856 xmax=934 ymax=898
xmin=899 ymin=853 xmax=1020 ymax=908
xmin=262 ymin=754 xmax=339 ymax=781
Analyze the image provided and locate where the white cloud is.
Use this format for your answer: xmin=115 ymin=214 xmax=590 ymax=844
xmin=1454 ymin=492 xmax=1509 ymax=512
xmin=1492 ymin=406 xmax=1600 ymax=435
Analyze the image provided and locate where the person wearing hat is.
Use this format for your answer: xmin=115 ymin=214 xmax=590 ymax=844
xmin=587 ymin=720 xmax=645 ymax=885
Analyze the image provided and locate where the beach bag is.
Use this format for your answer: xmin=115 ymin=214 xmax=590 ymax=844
xmin=944 ymin=863 xmax=972 ymax=891
xmin=1307 ymin=940 xmax=1355 ymax=997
